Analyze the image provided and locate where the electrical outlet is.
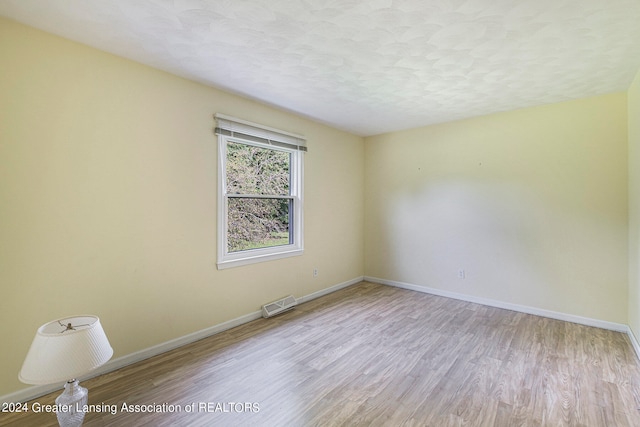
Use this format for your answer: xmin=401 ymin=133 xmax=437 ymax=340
xmin=458 ymin=269 xmax=465 ymax=279
xmin=313 ymin=268 xmax=318 ymax=278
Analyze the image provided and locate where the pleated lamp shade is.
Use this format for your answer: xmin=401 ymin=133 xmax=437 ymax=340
xmin=19 ymin=315 xmax=113 ymax=385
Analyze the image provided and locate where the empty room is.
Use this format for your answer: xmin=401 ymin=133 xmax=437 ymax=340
xmin=1 ymin=1 xmax=640 ymax=426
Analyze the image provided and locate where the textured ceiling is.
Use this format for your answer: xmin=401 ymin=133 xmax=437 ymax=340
xmin=1 ymin=0 xmax=640 ymax=136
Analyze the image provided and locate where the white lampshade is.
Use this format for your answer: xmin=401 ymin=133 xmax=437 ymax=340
xmin=19 ymin=315 xmax=113 ymax=385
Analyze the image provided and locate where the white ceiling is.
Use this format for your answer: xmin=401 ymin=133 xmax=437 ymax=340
xmin=1 ymin=0 xmax=640 ymax=136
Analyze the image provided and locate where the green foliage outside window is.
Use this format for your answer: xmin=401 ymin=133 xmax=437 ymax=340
xmin=226 ymin=141 xmax=291 ymax=252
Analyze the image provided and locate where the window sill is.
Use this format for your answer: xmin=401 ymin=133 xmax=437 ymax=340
xmin=217 ymin=248 xmax=303 ymax=270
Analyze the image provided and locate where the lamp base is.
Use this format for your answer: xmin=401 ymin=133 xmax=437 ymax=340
xmin=54 ymin=379 xmax=88 ymax=427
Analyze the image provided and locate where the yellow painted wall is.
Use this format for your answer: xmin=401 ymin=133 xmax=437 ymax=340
xmin=0 ymin=18 xmax=365 ymax=396
xmin=365 ymin=93 xmax=629 ymax=323
xmin=629 ymin=68 xmax=640 ymax=342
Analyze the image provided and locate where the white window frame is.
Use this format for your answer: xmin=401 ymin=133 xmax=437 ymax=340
xmin=215 ymin=114 xmax=305 ymax=269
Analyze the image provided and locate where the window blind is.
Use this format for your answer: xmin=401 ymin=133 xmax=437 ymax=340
xmin=214 ymin=113 xmax=307 ymax=152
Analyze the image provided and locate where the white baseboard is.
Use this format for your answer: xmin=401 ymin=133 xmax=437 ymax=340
xmin=296 ymin=276 xmax=364 ymax=304
xmin=365 ymin=276 xmax=640 ymax=361
xmin=6 ymin=275 xmax=635 ymax=404
xmin=364 ymin=276 xmax=630 ymax=333
xmin=1 ymin=276 xmax=363 ymax=405
xmin=0 ymin=310 xmax=265 ymax=406
xmin=627 ymin=326 xmax=640 ymax=362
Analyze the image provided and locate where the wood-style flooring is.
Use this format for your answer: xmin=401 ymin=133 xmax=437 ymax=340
xmin=2 ymin=281 xmax=640 ymax=426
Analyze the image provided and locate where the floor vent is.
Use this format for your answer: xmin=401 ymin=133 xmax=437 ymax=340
xmin=262 ymin=295 xmax=297 ymax=318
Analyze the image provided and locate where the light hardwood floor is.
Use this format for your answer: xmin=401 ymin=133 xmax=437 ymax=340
xmin=2 ymin=281 xmax=640 ymax=426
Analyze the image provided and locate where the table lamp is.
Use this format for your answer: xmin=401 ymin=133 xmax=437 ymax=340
xmin=19 ymin=315 xmax=113 ymax=427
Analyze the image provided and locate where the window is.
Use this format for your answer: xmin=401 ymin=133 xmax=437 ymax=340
xmin=216 ymin=114 xmax=305 ymax=269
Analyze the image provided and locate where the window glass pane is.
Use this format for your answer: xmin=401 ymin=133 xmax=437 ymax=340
xmin=227 ymin=197 xmax=291 ymax=252
xmin=226 ymin=141 xmax=290 ymax=195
